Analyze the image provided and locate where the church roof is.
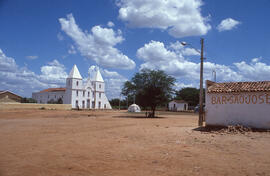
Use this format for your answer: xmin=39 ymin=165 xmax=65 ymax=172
xmin=93 ymin=69 xmax=104 ymax=82
xmin=68 ymin=65 xmax=82 ymax=79
xmin=39 ymin=88 xmax=66 ymax=93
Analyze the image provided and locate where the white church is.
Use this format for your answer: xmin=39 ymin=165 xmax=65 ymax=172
xmin=32 ymin=65 xmax=112 ymax=109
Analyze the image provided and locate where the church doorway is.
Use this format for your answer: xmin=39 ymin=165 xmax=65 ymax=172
xmin=92 ymin=101 xmax=95 ymax=109
xmin=82 ymin=101 xmax=85 ymax=109
xmin=87 ymin=99 xmax=90 ymax=109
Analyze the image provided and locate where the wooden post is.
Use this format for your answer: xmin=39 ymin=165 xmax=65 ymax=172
xmin=199 ymin=38 xmax=204 ymax=126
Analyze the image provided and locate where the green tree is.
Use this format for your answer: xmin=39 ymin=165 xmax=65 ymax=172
xmin=175 ymin=87 xmax=205 ymax=107
xmin=21 ymin=97 xmax=37 ymax=103
xmin=122 ymin=69 xmax=176 ymax=117
xmin=109 ymin=98 xmax=120 ymax=107
xmin=47 ymin=98 xmax=63 ymax=104
xmin=109 ymin=98 xmax=131 ymax=109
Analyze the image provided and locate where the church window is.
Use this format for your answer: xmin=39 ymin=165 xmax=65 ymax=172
xmin=99 ymin=92 xmax=101 ymax=98
xmin=88 ymin=92 xmax=90 ymax=97
xmin=92 ymin=92 xmax=94 ymax=97
xmin=83 ymin=91 xmax=85 ymax=97
xmin=98 ymin=101 xmax=101 ymax=109
xmin=76 ymin=100 xmax=78 ymax=108
xmin=76 ymin=81 xmax=79 ymax=86
xmin=76 ymin=90 xmax=79 ymax=97
xmin=104 ymin=104 xmax=106 ymax=109
xmin=99 ymin=84 xmax=101 ymax=89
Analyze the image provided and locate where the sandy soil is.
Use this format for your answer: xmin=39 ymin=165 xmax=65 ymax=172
xmin=0 ymin=109 xmax=270 ymax=176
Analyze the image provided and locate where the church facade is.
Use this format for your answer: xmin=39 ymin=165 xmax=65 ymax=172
xmin=32 ymin=65 xmax=112 ymax=109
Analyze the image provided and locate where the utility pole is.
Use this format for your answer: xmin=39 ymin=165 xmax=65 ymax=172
xmin=199 ymin=38 xmax=204 ymax=126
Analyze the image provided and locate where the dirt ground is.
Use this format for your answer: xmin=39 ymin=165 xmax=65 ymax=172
xmin=0 ymin=109 xmax=270 ymax=176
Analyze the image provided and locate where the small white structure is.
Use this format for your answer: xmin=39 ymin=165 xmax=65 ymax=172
xmin=32 ymin=65 xmax=112 ymax=109
xmin=205 ymin=80 xmax=270 ymax=129
xmin=128 ymin=104 xmax=141 ymax=112
xmin=168 ymin=100 xmax=188 ymax=111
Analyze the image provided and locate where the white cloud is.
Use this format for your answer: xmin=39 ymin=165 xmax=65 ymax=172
xmin=68 ymin=45 xmax=77 ymax=54
xmin=117 ymin=0 xmax=211 ymax=38
xmin=251 ymin=57 xmax=261 ymax=63
xmin=57 ymin=32 xmax=64 ymax=41
xmin=0 ymin=49 xmax=17 ymax=72
xmin=136 ymin=41 xmax=270 ymax=86
xmin=174 ymin=82 xmax=196 ymax=90
xmin=88 ymin=65 xmax=127 ymax=99
xmin=217 ymin=18 xmax=241 ymax=32
xmin=107 ymin=21 xmax=115 ymax=27
xmin=39 ymin=59 xmax=68 ymax=84
xmin=234 ymin=60 xmax=270 ymax=81
xmin=103 ymin=70 xmax=128 ymax=99
xmin=169 ymin=41 xmax=200 ymax=56
xmin=182 ymin=48 xmax=200 ymax=56
xmin=169 ymin=41 xmax=184 ymax=51
xmin=59 ymin=14 xmax=135 ymax=70
xmin=26 ymin=55 xmax=38 ymax=60
xmin=0 ymin=49 xmax=67 ymax=97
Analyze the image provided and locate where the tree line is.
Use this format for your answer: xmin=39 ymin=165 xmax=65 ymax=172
xmin=109 ymin=69 xmax=205 ymax=117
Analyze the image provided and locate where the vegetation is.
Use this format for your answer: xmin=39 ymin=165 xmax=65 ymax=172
xmin=109 ymin=96 xmax=135 ymax=109
xmin=175 ymin=87 xmax=205 ymax=107
xmin=122 ymin=69 xmax=176 ymax=117
xmin=47 ymin=98 xmax=63 ymax=104
xmin=21 ymin=97 xmax=37 ymax=103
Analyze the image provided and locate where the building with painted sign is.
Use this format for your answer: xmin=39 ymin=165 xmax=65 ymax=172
xmin=205 ymin=80 xmax=270 ymax=129
xmin=32 ymin=65 xmax=112 ymax=109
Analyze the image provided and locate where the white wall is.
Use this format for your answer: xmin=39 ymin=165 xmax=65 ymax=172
xmin=32 ymin=91 xmax=65 ymax=104
xmin=168 ymin=101 xmax=188 ymax=111
xmin=205 ymin=92 xmax=270 ymax=129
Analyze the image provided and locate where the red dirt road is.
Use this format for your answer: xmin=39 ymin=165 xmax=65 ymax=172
xmin=0 ymin=109 xmax=270 ymax=176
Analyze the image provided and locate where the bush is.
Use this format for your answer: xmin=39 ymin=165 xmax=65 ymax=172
xmin=47 ymin=98 xmax=63 ymax=104
xmin=21 ymin=97 xmax=37 ymax=103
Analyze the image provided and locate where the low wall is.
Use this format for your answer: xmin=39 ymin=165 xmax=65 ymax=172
xmin=0 ymin=103 xmax=72 ymax=110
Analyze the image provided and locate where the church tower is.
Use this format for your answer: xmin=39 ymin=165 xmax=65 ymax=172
xmin=64 ymin=65 xmax=83 ymax=108
xmin=91 ymin=67 xmax=105 ymax=109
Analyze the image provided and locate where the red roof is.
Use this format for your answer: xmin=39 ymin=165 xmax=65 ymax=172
xmin=171 ymin=100 xmax=187 ymax=103
xmin=39 ymin=88 xmax=66 ymax=93
xmin=207 ymin=81 xmax=270 ymax=93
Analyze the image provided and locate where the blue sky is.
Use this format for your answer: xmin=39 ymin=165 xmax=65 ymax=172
xmin=1 ymin=0 xmax=270 ymax=99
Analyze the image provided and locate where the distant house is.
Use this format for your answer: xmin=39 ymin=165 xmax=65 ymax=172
xmin=206 ymin=80 xmax=270 ymax=129
xmin=0 ymin=90 xmax=22 ymax=103
xmin=168 ymin=100 xmax=188 ymax=111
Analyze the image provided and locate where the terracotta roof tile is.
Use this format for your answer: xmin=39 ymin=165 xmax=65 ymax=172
xmin=207 ymin=81 xmax=270 ymax=93
xmin=39 ymin=88 xmax=66 ymax=93
xmin=171 ymin=100 xmax=187 ymax=103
